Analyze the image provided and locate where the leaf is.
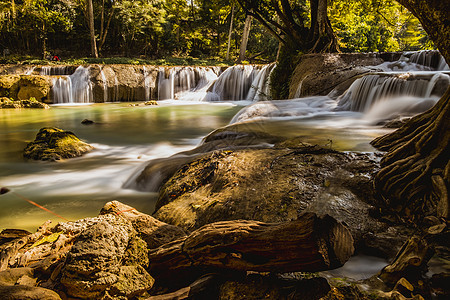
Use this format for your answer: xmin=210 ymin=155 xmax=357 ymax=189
xmin=30 ymin=231 xmax=63 ymax=248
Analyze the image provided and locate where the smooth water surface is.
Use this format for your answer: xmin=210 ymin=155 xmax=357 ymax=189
xmin=0 ymin=101 xmax=391 ymax=231
xmin=0 ymin=102 xmax=241 ymax=231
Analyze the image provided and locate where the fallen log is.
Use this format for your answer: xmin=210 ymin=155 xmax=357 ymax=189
xmin=149 ymin=213 xmax=354 ymax=277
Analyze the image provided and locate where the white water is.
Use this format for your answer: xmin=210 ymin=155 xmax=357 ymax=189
xmin=336 ymin=72 xmax=449 ymax=112
xmin=233 ymin=51 xmax=449 ymax=126
xmin=52 ymin=66 xmax=93 ymax=104
xmin=158 ymin=66 xmax=220 ymax=101
xmin=209 ymin=65 xmax=260 ymax=101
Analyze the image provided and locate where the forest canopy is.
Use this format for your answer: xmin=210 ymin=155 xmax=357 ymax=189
xmin=0 ymin=0 xmax=434 ymax=61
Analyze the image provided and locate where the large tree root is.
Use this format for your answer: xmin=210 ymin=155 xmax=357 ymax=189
xmin=371 ymin=88 xmax=450 ymax=219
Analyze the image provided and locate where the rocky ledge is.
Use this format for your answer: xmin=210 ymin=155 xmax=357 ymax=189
xmin=0 ymin=97 xmax=50 ymax=109
xmin=23 ymin=127 xmax=93 ymax=161
xmin=0 ymin=200 xmax=447 ymax=300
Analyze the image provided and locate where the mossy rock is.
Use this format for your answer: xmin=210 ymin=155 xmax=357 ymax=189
xmin=0 ymin=97 xmax=50 ymax=109
xmin=0 ymin=75 xmax=50 ymax=101
xmin=24 ymin=127 xmax=93 ymax=161
xmin=0 ymin=75 xmax=20 ymax=98
xmin=17 ymin=75 xmax=51 ymax=101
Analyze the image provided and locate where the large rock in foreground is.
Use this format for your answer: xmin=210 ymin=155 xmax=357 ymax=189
xmin=23 ymin=127 xmax=93 ymax=161
xmin=60 ymin=214 xmax=154 ymax=299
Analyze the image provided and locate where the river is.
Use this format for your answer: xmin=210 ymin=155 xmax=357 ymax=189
xmin=0 ymin=50 xmax=448 ymax=233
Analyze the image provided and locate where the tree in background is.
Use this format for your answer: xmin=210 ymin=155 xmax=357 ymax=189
xmin=0 ymin=0 xmax=74 ymax=58
xmin=329 ymin=0 xmax=432 ymax=53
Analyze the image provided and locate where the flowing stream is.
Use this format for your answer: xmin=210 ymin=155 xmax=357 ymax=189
xmin=1 ymin=50 xmax=449 ymax=235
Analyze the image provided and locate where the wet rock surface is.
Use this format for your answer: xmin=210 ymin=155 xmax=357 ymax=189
xmin=0 ymin=97 xmax=50 ymax=109
xmin=23 ymin=127 xmax=93 ymax=161
xmin=153 ymin=143 xmax=396 ymax=254
xmin=288 ymin=53 xmax=384 ymax=98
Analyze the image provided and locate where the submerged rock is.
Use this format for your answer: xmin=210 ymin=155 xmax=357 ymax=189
xmin=23 ymin=127 xmax=93 ymax=161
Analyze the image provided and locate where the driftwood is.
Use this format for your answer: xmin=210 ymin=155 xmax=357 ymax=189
xmin=379 ymin=236 xmax=434 ymax=285
xmin=146 ymin=274 xmax=216 ymax=300
xmin=149 ymin=213 xmax=354 ymax=277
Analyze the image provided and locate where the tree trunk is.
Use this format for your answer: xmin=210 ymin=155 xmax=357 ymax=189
xmin=238 ymin=15 xmax=252 ymax=63
xmin=309 ymin=0 xmax=339 ymax=52
xmin=371 ymin=1 xmax=450 ymax=220
xmin=226 ymin=4 xmax=235 ymax=60
xmin=148 ymin=213 xmax=354 ymax=279
xmin=87 ymin=0 xmax=98 ymax=58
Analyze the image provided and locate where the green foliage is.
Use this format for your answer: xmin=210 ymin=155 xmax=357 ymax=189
xmin=329 ymin=0 xmax=433 ymax=52
xmin=0 ymin=0 xmax=436 ymax=60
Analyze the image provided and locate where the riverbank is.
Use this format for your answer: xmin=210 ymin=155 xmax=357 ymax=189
xmin=1 ymin=197 xmax=447 ymax=299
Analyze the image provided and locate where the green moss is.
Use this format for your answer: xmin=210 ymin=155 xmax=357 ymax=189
xmin=0 ymin=97 xmax=49 ymax=109
xmin=23 ymin=127 xmax=93 ymax=161
xmin=270 ymin=46 xmax=301 ymax=100
xmin=123 ymin=236 xmax=149 ymax=267
xmin=0 ymin=75 xmax=20 ymax=98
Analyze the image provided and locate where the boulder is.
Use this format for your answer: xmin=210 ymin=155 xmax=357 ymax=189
xmin=0 ymin=75 xmax=51 ymax=102
xmin=288 ymin=53 xmax=384 ymax=99
xmin=23 ymin=127 xmax=93 ymax=161
xmin=0 ymin=267 xmax=61 ymax=300
xmin=17 ymin=76 xmax=51 ymax=101
xmin=150 ymin=137 xmax=407 ymax=256
xmin=90 ymin=65 xmax=158 ymax=102
xmin=0 ymin=75 xmax=20 ymax=99
xmin=60 ymin=214 xmax=154 ymax=299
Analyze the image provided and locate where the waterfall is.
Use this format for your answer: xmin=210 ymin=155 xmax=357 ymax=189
xmin=100 ymin=66 xmax=108 ymax=102
xmin=158 ymin=66 xmax=220 ymax=101
xmin=209 ymin=65 xmax=259 ymax=101
xmin=40 ymin=66 xmax=72 ymax=76
xmin=51 ymin=66 xmax=93 ymax=104
xmin=143 ymin=66 xmax=152 ymax=101
xmin=337 ymin=72 xmax=450 ymax=112
xmin=246 ymin=63 xmax=276 ymax=101
xmin=407 ymin=50 xmax=449 ymax=70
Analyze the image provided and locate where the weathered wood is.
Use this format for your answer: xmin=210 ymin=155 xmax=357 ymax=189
xmin=149 ymin=213 xmax=354 ymax=277
xmin=146 ymin=275 xmax=216 ymax=300
xmin=379 ymin=236 xmax=434 ymax=285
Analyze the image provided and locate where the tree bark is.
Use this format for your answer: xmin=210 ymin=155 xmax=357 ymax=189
xmin=226 ymin=4 xmax=235 ymax=60
xmin=238 ymin=15 xmax=252 ymax=63
xmin=87 ymin=0 xmax=98 ymax=58
xmin=148 ymin=213 xmax=354 ymax=278
xmin=371 ymin=1 xmax=450 ymax=220
xmin=309 ymin=0 xmax=339 ymax=52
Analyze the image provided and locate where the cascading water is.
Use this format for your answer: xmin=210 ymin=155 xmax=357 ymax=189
xmin=246 ymin=63 xmax=276 ymax=101
xmin=51 ymin=66 xmax=93 ymax=104
xmin=231 ymin=51 xmax=450 ymax=125
xmin=143 ymin=66 xmax=152 ymax=101
xmin=336 ymin=72 xmax=450 ymax=112
xmin=158 ymin=66 xmax=220 ymax=101
xmin=209 ymin=65 xmax=259 ymax=101
xmin=40 ymin=66 xmax=72 ymax=76
xmin=408 ymin=50 xmax=449 ymax=70
xmin=100 ymin=66 xmax=108 ymax=102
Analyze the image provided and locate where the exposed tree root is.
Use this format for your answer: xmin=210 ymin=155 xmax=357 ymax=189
xmin=371 ymin=88 xmax=450 ymax=219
